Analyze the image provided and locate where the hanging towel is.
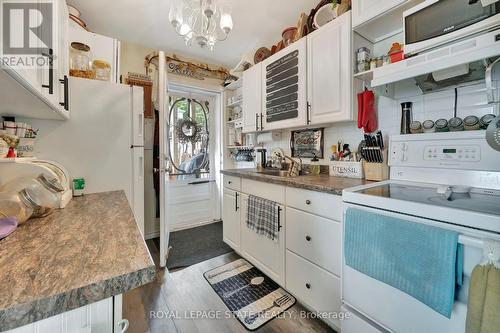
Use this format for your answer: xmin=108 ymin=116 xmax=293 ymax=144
xmin=357 ymin=89 xmax=377 ymax=133
xmin=344 ymin=208 xmax=463 ymax=318
xmin=246 ymin=195 xmax=279 ymax=242
xmin=466 ymin=241 xmax=500 ymax=333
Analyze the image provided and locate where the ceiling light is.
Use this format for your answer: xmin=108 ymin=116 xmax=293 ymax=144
xmin=169 ymin=0 xmax=233 ymax=51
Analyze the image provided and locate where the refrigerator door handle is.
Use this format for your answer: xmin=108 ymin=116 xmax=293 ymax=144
xmin=138 ymin=155 xmax=143 ymax=181
xmin=138 ymin=113 xmax=144 ymax=139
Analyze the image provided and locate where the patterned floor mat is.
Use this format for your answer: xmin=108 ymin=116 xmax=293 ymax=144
xmin=204 ymin=258 xmax=296 ymax=330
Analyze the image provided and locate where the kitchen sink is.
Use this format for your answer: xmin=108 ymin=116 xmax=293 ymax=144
xmin=255 ymin=169 xmax=289 ymax=177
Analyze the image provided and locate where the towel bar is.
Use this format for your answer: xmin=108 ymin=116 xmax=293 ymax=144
xmin=459 ymin=235 xmax=484 ymax=249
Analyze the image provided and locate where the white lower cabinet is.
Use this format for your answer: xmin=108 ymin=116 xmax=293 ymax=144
xmin=222 ymin=189 xmax=241 ymax=251
xmin=240 ymin=193 xmax=285 ymax=286
xmin=222 ymin=176 xmax=342 ymax=329
xmin=286 ymin=251 xmax=341 ymax=328
xmin=6 ymin=296 xmax=125 ymax=333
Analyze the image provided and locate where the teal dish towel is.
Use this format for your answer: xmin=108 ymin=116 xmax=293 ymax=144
xmin=344 ymin=208 xmax=463 ymax=318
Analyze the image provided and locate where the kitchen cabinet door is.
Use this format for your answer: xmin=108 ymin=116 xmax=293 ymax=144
xmin=352 ymin=0 xmax=407 ymax=27
xmin=39 ymin=0 xmax=63 ymax=110
xmin=6 ymin=297 xmax=114 ymax=333
xmin=307 ymin=13 xmax=353 ymax=125
xmin=240 ymin=193 xmax=285 ymax=286
xmin=222 ymin=189 xmax=240 ymax=251
xmin=56 ymin=0 xmax=70 ymax=114
xmin=242 ymin=63 xmax=261 ymax=133
xmin=261 ymin=38 xmax=307 ymax=131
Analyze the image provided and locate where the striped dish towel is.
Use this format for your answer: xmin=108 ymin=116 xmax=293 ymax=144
xmin=246 ymin=195 xmax=279 ymax=242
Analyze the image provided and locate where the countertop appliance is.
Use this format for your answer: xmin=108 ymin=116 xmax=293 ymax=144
xmin=10 ymin=77 xmax=145 ymax=236
xmin=0 ymin=159 xmax=72 ymax=208
xmin=404 ymin=0 xmax=500 ymax=56
xmin=341 ymin=131 xmax=500 ymax=333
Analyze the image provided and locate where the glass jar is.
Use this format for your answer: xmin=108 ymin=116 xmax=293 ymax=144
xmin=0 ymin=189 xmax=44 ymax=225
xmin=93 ymin=60 xmax=111 ymax=81
xmin=435 ymin=119 xmax=449 ymax=132
xmin=409 ymin=121 xmax=423 ymax=134
xmin=70 ymin=42 xmax=93 ymax=79
xmin=449 ymin=117 xmax=464 ymax=132
xmin=464 ymin=115 xmax=480 ymax=131
xmin=0 ymin=174 xmax=63 ymax=211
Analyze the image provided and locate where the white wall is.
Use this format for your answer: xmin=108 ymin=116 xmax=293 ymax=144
xmin=259 ymin=82 xmax=497 ymax=164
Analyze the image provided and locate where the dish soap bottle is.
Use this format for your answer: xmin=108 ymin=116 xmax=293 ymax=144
xmin=310 ymin=154 xmax=321 ymax=175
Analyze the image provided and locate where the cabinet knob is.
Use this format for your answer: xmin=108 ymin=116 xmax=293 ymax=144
xmin=306 ymin=235 xmax=312 ymax=242
xmin=228 ymin=181 xmax=232 ymax=184
xmin=306 ymin=200 xmax=311 ymax=205
xmin=306 ymin=283 xmax=311 ymax=289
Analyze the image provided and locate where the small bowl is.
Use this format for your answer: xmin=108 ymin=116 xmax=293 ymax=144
xmin=282 ymin=27 xmax=298 ymax=47
xmin=313 ymin=4 xmax=337 ymax=29
xmin=67 ymin=4 xmax=81 ymax=18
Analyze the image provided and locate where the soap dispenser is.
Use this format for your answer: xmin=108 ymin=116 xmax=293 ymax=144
xmin=310 ymin=154 xmax=320 ymax=175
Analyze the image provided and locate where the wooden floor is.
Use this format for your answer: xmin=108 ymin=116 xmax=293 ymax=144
xmin=123 ymin=240 xmax=336 ymax=333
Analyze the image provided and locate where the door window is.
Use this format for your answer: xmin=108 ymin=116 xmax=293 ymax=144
xmin=167 ymin=95 xmax=210 ymax=175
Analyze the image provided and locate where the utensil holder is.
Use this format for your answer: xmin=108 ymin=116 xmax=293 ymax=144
xmin=330 ymin=161 xmax=364 ymax=179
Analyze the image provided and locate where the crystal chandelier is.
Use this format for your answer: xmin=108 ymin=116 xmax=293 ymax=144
xmin=169 ymin=0 xmax=233 ymax=51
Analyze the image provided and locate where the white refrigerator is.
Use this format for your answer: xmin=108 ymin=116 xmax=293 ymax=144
xmin=25 ymin=77 xmax=145 ymax=235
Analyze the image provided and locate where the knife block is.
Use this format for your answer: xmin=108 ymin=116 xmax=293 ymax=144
xmin=363 ymin=149 xmax=389 ymax=181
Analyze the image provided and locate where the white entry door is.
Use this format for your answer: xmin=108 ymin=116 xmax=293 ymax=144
xmin=158 ymin=51 xmax=170 ymax=268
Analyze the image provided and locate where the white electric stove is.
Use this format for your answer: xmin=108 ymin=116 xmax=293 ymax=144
xmin=341 ymin=131 xmax=500 ymax=333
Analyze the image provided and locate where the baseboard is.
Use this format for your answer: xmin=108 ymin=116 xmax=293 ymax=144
xmin=170 ymin=219 xmax=222 ymax=232
xmin=145 ymin=220 xmax=222 ymax=239
xmin=145 ymin=231 xmax=160 ymax=240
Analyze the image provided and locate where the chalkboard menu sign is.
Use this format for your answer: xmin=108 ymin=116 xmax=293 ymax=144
xmin=265 ymin=50 xmax=299 ymax=123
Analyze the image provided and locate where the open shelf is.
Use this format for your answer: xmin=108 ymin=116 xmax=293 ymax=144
xmin=226 ymin=99 xmax=243 ymax=108
xmin=225 ymin=79 xmax=242 ymax=90
xmin=227 ymin=145 xmax=255 ymax=149
xmin=227 ymin=118 xmax=243 ymax=124
xmin=354 ymin=69 xmax=374 ymax=82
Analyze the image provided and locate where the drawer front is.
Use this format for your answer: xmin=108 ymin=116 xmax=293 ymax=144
xmin=223 ymin=175 xmax=241 ymax=191
xmin=286 ymin=187 xmax=342 ymax=221
xmin=286 ymin=207 xmax=341 ymax=275
xmin=341 ymin=307 xmax=384 ymax=333
xmin=241 ymin=178 xmax=285 ymax=204
xmin=286 ymin=251 xmax=341 ymax=326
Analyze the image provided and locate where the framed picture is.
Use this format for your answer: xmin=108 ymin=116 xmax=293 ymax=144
xmin=290 ymin=128 xmax=324 ymax=158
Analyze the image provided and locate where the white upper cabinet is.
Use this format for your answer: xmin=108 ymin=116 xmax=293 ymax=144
xmin=261 ymin=37 xmax=307 ymax=131
xmin=0 ymin=0 xmax=69 ymax=120
xmin=307 ymin=13 xmax=353 ymax=125
xmin=242 ymin=63 xmax=262 ymax=133
xmin=352 ymin=0 xmax=407 ymax=27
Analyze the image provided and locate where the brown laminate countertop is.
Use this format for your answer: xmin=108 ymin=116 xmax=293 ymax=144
xmin=221 ymin=169 xmax=373 ymax=195
xmin=0 ymin=191 xmax=156 ymax=331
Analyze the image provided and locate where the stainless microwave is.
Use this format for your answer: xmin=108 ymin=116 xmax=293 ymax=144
xmin=404 ymin=0 xmax=500 ymax=56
